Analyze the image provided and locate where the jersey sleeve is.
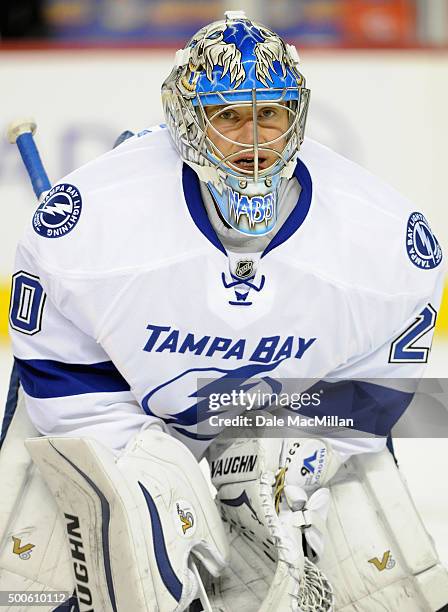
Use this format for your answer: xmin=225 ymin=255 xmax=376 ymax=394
xmin=315 ymin=265 xmax=444 ymax=461
xmin=8 ymin=243 xmax=154 ymax=450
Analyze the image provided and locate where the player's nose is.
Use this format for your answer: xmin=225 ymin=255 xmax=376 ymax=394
xmin=237 ymin=118 xmax=256 ymax=145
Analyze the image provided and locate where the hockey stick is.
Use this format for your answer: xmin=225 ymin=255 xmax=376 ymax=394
xmin=7 ymin=120 xmax=134 ymax=196
xmin=7 ymin=119 xmax=51 ymax=200
xmin=189 ymin=559 xmax=213 ymax=612
xmin=1 ymin=120 xmax=50 ymax=447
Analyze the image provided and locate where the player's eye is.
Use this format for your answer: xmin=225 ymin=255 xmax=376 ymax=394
xmin=258 ymin=107 xmax=277 ymax=120
xmin=216 ymin=110 xmax=237 ymax=121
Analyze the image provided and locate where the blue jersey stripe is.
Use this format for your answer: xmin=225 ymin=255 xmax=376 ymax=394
xmin=297 ymin=379 xmax=414 ymax=437
xmin=182 ymin=163 xmax=227 ymax=255
xmin=15 ymin=358 xmax=130 ymax=399
xmin=262 ymin=158 xmax=313 ymax=257
xmin=181 ymin=158 xmax=313 ymax=257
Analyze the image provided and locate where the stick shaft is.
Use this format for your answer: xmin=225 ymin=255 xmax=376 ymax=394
xmin=15 ymin=132 xmax=51 ymax=199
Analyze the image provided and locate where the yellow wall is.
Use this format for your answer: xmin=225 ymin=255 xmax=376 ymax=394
xmin=1 ymin=278 xmax=447 ymax=345
xmin=0 ymin=283 xmax=10 ymax=343
xmin=438 ymin=282 xmax=448 ymax=336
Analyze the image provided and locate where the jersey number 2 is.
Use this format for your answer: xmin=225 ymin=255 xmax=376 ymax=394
xmin=389 ymin=304 xmax=437 ymax=363
xmin=9 ymin=271 xmax=46 ymax=335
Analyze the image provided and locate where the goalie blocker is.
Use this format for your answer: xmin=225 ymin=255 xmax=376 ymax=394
xmin=207 ymin=436 xmax=448 ymax=612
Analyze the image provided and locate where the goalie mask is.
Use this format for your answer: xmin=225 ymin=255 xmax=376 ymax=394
xmin=162 ymin=10 xmax=310 ymax=237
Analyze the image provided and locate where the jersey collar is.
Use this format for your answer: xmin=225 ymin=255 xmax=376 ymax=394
xmin=182 ymin=158 xmax=313 ymax=258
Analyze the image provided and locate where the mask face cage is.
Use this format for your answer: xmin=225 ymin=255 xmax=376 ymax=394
xmin=196 ymin=88 xmax=309 ymax=185
xmin=163 ymin=79 xmax=310 ymax=188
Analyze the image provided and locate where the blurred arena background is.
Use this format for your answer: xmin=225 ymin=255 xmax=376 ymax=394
xmin=1 ymin=0 xmax=447 ymax=565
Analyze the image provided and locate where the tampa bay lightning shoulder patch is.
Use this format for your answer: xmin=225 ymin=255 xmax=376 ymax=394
xmin=406 ymin=212 xmax=442 ymax=270
xmin=33 ymin=183 xmax=82 ymax=238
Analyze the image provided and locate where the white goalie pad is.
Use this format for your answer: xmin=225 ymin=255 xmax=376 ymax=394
xmin=319 ymin=448 xmax=448 ymax=611
xmin=25 ymin=428 xmax=229 ymax=612
xmin=0 ymin=390 xmax=75 ymax=611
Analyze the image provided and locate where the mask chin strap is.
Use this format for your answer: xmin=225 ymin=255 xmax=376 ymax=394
xmin=207 ymin=173 xmax=281 ymax=238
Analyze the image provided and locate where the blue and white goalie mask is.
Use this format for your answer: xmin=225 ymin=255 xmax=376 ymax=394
xmin=162 ymin=10 xmax=310 ymax=237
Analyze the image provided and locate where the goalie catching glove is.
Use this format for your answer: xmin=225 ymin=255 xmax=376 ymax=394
xmin=206 ymin=435 xmax=340 ymax=611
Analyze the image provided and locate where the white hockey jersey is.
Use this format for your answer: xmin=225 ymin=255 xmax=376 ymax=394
xmin=8 ymin=127 xmax=444 ymax=458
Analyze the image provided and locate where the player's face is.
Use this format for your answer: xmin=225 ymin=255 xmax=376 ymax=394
xmin=205 ymin=103 xmax=290 ymax=173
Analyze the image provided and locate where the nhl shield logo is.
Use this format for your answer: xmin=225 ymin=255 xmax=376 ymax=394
xmin=235 ymin=259 xmax=254 ymax=279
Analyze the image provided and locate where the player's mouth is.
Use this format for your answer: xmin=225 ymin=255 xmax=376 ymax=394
xmin=231 ymin=153 xmax=271 ymax=171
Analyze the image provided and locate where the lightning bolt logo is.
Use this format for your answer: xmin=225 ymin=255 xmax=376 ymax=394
xmin=406 ymin=212 xmax=442 ymax=270
xmin=41 ymin=201 xmax=72 ymax=217
xmin=33 ymin=183 xmax=82 ymax=239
